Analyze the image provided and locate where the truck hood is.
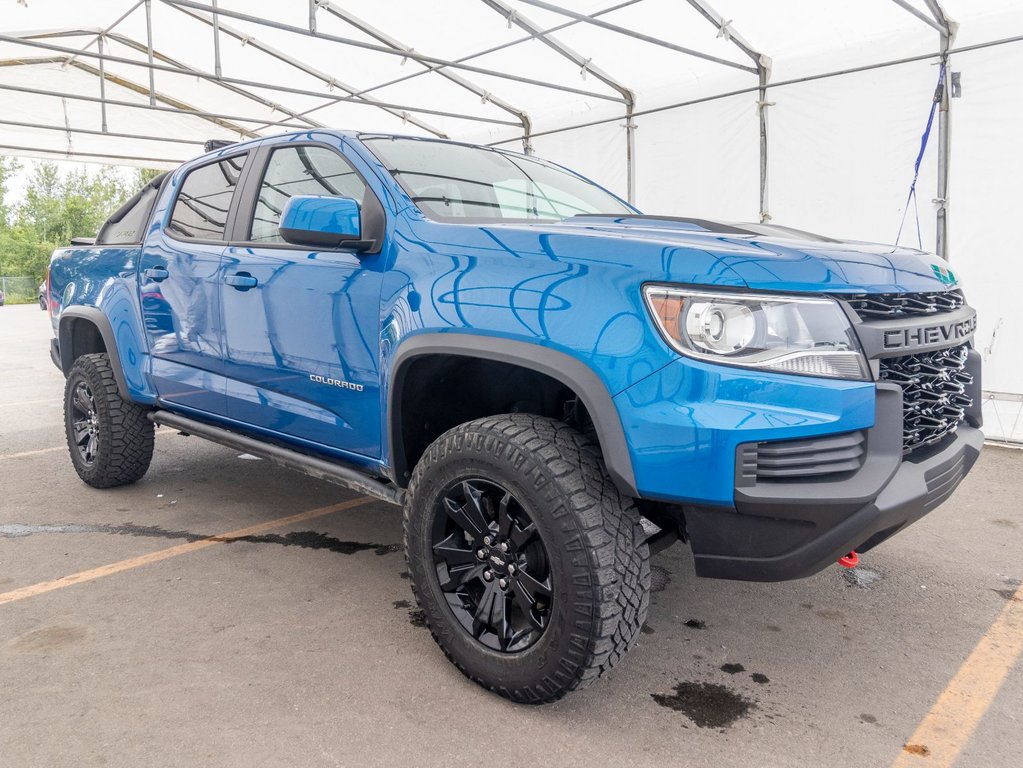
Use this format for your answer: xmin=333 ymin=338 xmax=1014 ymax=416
xmin=480 ymin=215 xmax=957 ymax=294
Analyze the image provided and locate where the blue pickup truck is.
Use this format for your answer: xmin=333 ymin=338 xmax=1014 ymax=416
xmin=48 ymin=130 xmax=982 ymax=702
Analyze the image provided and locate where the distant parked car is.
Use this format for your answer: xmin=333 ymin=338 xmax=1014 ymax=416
xmin=38 ymin=282 xmax=47 ymax=310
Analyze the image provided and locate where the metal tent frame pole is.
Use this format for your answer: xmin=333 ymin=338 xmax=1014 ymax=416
xmin=97 ymin=34 xmax=108 ymax=132
xmin=684 ymin=1 xmax=770 ymax=221
xmin=480 ymin=0 xmax=637 ymax=202
xmin=351 ymin=0 xmax=645 ymax=102
xmin=890 ymin=0 xmax=957 ymax=258
xmin=318 ymin=1 xmax=534 ymax=154
xmin=144 ymin=0 xmax=155 ymax=105
xmin=160 ymin=0 xmax=626 ymax=105
xmin=516 ymin=0 xmax=756 ymax=73
xmin=924 ymin=0 xmax=957 ymax=260
xmin=0 ymin=33 xmax=522 ymax=131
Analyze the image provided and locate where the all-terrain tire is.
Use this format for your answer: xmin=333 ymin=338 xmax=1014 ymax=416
xmin=64 ymin=353 xmax=154 ymax=488
xmin=404 ymin=414 xmax=650 ymax=704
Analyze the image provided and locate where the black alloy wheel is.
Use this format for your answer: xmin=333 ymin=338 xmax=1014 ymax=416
xmin=404 ymin=414 xmax=650 ymax=703
xmin=68 ymin=380 xmax=100 ymax=466
xmin=63 ymin=353 xmax=154 ymax=488
xmin=432 ymin=478 xmax=552 ymax=653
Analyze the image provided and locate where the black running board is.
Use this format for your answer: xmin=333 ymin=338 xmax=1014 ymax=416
xmin=148 ymin=410 xmax=404 ymax=506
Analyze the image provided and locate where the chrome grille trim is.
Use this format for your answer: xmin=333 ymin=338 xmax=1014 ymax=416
xmin=842 ymin=289 xmax=965 ymax=321
xmin=878 ymin=344 xmax=973 ymax=453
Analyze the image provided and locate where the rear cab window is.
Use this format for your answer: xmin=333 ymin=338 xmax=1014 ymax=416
xmin=96 ymin=174 xmax=167 ymax=245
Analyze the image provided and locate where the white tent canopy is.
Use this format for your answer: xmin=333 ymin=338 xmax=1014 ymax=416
xmin=2 ymin=0 xmax=1022 ymax=439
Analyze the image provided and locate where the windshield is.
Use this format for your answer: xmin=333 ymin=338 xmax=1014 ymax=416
xmin=362 ymin=136 xmax=634 ymax=223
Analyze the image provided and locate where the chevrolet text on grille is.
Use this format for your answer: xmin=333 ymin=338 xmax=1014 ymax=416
xmin=883 ymin=315 xmax=978 ymax=351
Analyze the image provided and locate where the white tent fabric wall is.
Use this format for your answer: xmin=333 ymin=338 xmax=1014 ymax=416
xmin=633 ymin=93 xmax=759 ymax=221
xmin=1 ymin=0 xmax=1021 ymax=440
xmin=477 ymin=4 xmax=1023 ymax=441
xmin=947 ymin=40 xmax=1023 ymax=442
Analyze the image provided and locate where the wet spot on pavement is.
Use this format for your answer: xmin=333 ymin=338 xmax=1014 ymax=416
xmin=751 ymin=673 xmax=770 ymax=685
xmin=684 ymin=619 xmax=706 ymax=630
xmin=720 ymin=663 xmax=745 ymax=675
xmin=764 ymin=625 xmax=782 ymax=633
xmin=814 ymin=608 xmax=844 ymax=620
xmin=843 ymin=566 xmax=884 ymax=589
xmin=650 ymin=565 xmax=671 ymax=593
xmin=9 ymin=625 xmax=87 ymax=653
xmin=990 ymin=518 xmax=1018 ymax=528
xmin=651 ymin=682 xmax=755 ymax=728
xmin=860 ymin=713 xmax=878 ymax=724
xmin=392 ymin=599 xmax=425 ymax=627
xmin=0 ymin=522 xmax=398 ymax=556
xmin=399 ymin=570 xmax=411 ymax=580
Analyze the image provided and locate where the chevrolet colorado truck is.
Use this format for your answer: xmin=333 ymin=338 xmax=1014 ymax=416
xmin=47 ymin=130 xmax=982 ymax=703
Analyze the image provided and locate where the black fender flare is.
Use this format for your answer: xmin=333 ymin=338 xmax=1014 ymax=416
xmin=387 ymin=334 xmax=639 ymax=496
xmin=58 ymin=306 xmax=131 ymax=400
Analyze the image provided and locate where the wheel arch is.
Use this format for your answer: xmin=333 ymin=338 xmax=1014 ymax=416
xmin=58 ymin=307 xmax=130 ymax=400
xmin=387 ymin=334 xmax=638 ymax=496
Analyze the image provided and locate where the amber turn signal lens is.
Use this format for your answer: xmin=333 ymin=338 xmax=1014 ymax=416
xmin=646 ymin=291 xmax=685 ymax=344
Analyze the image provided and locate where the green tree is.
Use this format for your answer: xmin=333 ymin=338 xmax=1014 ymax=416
xmin=0 ymin=160 xmax=138 ymax=284
xmin=134 ymin=168 xmax=163 ymax=187
xmin=0 ymin=156 xmax=22 ymax=226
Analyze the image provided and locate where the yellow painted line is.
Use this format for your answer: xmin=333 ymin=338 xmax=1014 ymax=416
xmin=0 ymin=428 xmax=177 ymax=461
xmin=892 ymin=582 xmax=1023 ymax=767
xmin=0 ymin=496 xmax=374 ymax=606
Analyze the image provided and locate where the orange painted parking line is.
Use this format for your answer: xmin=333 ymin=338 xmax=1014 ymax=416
xmin=0 ymin=445 xmax=68 ymax=460
xmin=892 ymin=581 xmax=1023 ymax=767
xmin=0 ymin=496 xmax=375 ymax=606
xmin=1 ymin=428 xmax=177 ymax=461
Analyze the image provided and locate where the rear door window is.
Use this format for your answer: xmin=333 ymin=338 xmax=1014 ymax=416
xmin=167 ymin=154 xmax=247 ymax=240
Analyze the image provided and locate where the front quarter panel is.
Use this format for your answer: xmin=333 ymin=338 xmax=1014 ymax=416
xmin=376 ymin=215 xmax=746 ymax=482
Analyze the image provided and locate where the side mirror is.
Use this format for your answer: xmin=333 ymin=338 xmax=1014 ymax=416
xmin=278 ymin=195 xmax=368 ymax=250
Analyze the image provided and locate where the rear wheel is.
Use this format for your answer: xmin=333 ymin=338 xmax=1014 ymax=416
xmin=64 ymin=353 xmax=154 ymax=488
xmin=404 ymin=414 xmax=649 ymax=703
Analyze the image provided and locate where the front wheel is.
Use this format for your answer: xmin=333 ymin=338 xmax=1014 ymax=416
xmin=403 ymin=414 xmax=650 ymax=703
xmin=64 ymin=353 xmax=154 ymax=488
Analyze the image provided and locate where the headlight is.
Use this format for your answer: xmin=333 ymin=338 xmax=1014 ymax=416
xmin=643 ymin=286 xmax=870 ymax=380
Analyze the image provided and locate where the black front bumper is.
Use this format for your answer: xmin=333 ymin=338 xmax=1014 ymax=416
xmin=685 ymin=380 xmax=984 ymax=582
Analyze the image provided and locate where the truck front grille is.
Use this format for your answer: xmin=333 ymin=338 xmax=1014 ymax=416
xmin=878 ymin=344 xmax=973 ymax=453
xmin=843 ymin=289 xmax=964 ymax=320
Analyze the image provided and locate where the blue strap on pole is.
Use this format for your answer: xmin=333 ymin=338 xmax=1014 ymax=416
xmin=895 ymin=63 xmax=946 ymax=249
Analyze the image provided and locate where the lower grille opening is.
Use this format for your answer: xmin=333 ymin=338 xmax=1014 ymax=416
xmin=739 ymin=430 xmax=867 ymax=483
xmin=878 ymin=344 xmax=973 ymax=454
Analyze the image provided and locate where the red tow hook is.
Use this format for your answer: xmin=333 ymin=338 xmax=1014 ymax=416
xmin=838 ymin=551 xmax=859 ymax=568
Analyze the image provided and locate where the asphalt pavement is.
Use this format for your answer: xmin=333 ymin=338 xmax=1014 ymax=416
xmin=1 ymin=302 xmax=1021 ymax=768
